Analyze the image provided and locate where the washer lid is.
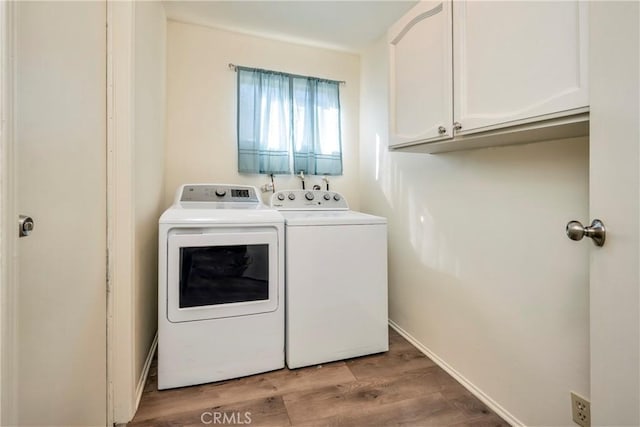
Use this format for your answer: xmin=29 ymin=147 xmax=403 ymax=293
xmin=281 ymin=210 xmax=386 ymax=226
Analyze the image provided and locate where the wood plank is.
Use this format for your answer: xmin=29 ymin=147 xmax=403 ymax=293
xmin=443 ymin=388 xmax=496 ymax=420
xmin=266 ymin=360 xmax=357 ymax=395
xmin=283 ymin=366 xmax=461 ymax=424
xmin=345 ymin=333 xmax=436 ymax=380
xmin=132 ymin=362 xmax=354 ymax=422
xmin=289 ymin=393 xmax=467 ymax=427
xmin=130 ymin=395 xmax=290 ymax=427
xmin=130 ymin=328 xmax=508 ymax=426
xmin=133 ymin=371 xmax=281 ymax=421
xmin=448 ymin=412 xmax=511 ymax=427
xmin=388 ymin=326 xmax=413 ymax=348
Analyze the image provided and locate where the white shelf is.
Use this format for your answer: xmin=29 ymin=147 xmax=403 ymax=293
xmin=389 ymin=111 xmax=589 ymax=154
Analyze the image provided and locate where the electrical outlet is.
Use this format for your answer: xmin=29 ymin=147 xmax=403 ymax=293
xmin=571 ymin=392 xmax=591 ymax=427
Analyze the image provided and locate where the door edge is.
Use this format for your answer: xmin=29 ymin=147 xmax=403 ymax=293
xmin=0 ymin=0 xmax=18 ymax=424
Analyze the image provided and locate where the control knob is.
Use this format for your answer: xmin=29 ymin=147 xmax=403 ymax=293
xmin=215 ymin=188 xmax=226 ymax=197
xmin=288 ymin=193 xmax=296 ymax=201
xmin=277 ymin=193 xmax=285 ymax=201
xmin=305 ymin=192 xmax=315 ymax=201
xmin=333 ymin=194 xmax=341 ymax=201
xmin=323 ymin=193 xmax=331 ymax=201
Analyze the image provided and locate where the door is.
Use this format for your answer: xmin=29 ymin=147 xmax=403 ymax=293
xmin=4 ymin=2 xmax=107 ymax=425
xmin=453 ymin=1 xmax=588 ymax=134
xmin=588 ymin=2 xmax=639 ymax=424
xmin=167 ymin=228 xmax=279 ymax=322
xmin=387 ymin=0 xmax=452 ymax=147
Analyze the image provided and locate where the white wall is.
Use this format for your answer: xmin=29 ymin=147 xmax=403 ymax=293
xmin=360 ymin=37 xmax=590 ymax=426
xmin=165 ymin=20 xmax=360 ymax=208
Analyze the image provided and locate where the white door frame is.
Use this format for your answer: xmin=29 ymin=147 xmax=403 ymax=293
xmin=107 ymin=1 xmax=138 ymax=423
xmin=0 ymin=1 xmax=17 ymax=424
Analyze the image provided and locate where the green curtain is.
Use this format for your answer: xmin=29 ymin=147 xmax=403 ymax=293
xmin=237 ymin=67 xmax=291 ymax=174
xmin=237 ymin=67 xmax=342 ymax=175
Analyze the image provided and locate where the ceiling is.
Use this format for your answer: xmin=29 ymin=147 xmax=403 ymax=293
xmin=162 ymin=1 xmax=419 ymax=53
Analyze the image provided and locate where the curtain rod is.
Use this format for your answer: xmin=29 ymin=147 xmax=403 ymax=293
xmin=228 ymin=63 xmax=346 ymax=85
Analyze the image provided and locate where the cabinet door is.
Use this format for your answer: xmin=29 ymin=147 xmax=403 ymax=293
xmin=388 ymin=0 xmax=453 ymax=147
xmin=453 ymin=1 xmax=588 ymax=135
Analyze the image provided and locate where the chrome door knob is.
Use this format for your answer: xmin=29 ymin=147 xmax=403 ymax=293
xmin=453 ymin=122 xmax=462 ymax=132
xmin=438 ymin=126 xmax=447 ymax=135
xmin=566 ymin=219 xmax=606 ymax=247
xmin=18 ymin=215 xmax=34 ymax=237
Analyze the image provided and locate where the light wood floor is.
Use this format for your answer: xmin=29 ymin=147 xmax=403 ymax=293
xmin=130 ymin=328 xmax=509 ymax=426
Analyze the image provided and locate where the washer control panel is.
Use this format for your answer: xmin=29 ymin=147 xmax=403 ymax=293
xmin=271 ymin=190 xmax=348 ymax=210
xmin=178 ymin=184 xmax=260 ymax=203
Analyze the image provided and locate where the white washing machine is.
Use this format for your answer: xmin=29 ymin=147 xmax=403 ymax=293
xmin=158 ymin=184 xmax=284 ymax=390
xmin=270 ymin=190 xmax=388 ymax=369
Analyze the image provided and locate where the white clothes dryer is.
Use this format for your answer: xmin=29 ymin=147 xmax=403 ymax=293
xmin=270 ymin=190 xmax=388 ymax=369
xmin=158 ymin=184 xmax=284 ymax=390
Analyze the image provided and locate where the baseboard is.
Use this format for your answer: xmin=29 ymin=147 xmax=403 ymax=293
xmin=134 ymin=332 xmax=158 ymax=413
xmin=388 ymin=319 xmax=523 ymax=427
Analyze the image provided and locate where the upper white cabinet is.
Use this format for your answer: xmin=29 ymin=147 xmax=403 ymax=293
xmin=388 ymin=0 xmax=589 ymax=152
xmin=388 ymin=0 xmax=452 ymax=147
xmin=453 ymin=1 xmax=588 ymax=135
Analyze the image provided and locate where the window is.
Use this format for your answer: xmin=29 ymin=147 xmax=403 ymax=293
xmin=236 ymin=66 xmax=343 ymax=175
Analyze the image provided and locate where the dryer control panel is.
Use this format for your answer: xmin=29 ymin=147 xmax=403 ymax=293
xmin=178 ymin=184 xmax=260 ymax=203
xmin=270 ymin=190 xmax=349 ymax=210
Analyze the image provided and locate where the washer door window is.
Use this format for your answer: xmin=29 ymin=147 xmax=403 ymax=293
xmin=167 ymin=229 xmax=279 ymax=322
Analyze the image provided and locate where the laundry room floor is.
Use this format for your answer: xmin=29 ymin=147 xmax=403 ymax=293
xmin=129 ymin=328 xmax=509 ymax=426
